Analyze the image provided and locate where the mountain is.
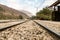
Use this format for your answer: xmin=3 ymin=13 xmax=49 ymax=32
xmin=20 ymin=10 xmax=33 ymax=17
xmin=0 ymin=4 xmax=31 ymax=19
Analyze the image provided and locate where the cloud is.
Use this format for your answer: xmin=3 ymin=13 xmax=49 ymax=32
xmin=44 ymin=0 xmax=57 ymax=6
xmin=0 ymin=0 xmax=57 ymax=15
xmin=7 ymin=0 xmax=17 ymax=3
xmin=38 ymin=0 xmax=57 ymax=10
xmin=5 ymin=0 xmax=21 ymax=9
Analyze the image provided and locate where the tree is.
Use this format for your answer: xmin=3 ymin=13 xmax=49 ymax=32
xmin=36 ymin=7 xmax=52 ymax=20
xmin=0 ymin=7 xmax=5 ymax=12
xmin=19 ymin=15 xmax=23 ymax=19
xmin=31 ymin=16 xmax=37 ymax=20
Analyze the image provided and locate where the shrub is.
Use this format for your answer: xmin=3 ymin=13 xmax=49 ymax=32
xmin=36 ymin=7 xmax=52 ymax=20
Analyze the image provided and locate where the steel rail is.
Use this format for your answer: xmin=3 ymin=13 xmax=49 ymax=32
xmin=0 ymin=20 xmax=28 ymax=31
xmin=33 ymin=21 xmax=60 ymax=39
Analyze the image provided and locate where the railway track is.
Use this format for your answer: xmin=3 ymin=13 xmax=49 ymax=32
xmin=0 ymin=20 xmax=11 ymax=23
xmin=0 ymin=20 xmax=21 ymax=23
xmin=0 ymin=20 xmax=60 ymax=40
xmin=0 ymin=20 xmax=28 ymax=31
xmin=34 ymin=20 xmax=60 ymax=38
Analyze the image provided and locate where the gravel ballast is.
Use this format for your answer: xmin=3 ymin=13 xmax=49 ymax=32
xmin=0 ymin=20 xmax=59 ymax=40
xmin=34 ymin=20 xmax=60 ymax=35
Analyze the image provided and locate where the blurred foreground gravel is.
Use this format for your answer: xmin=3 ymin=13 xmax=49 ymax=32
xmin=34 ymin=20 xmax=60 ymax=35
xmin=0 ymin=20 xmax=59 ymax=40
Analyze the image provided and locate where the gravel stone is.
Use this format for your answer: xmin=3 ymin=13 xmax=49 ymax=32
xmin=0 ymin=20 xmax=59 ymax=40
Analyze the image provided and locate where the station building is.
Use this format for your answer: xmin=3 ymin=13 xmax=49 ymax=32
xmin=49 ymin=0 xmax=60 ymax=21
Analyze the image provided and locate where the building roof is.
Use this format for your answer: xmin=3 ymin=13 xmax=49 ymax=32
xmin=49 ymin=1 xmax=60 ymax=7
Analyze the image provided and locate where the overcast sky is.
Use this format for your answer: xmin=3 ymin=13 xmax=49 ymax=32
xmin=0 ymin=0 xmax=57 ymax=15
